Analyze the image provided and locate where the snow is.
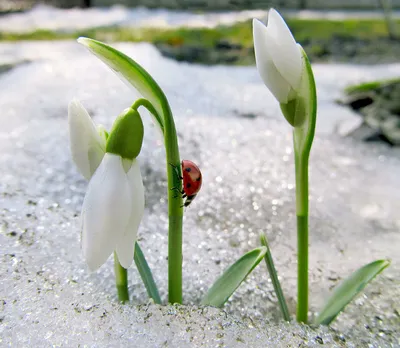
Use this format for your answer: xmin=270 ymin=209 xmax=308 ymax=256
xmin=0 ymin=41 xmax=399 ymax=346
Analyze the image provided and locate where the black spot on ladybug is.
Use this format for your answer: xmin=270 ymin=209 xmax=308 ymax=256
xmin=186 ymin=183 xmax=191 ymax=188
xmin=196 ymin=177 xmax=201 ymax=181
xmin=185 ymin=167 xmax=192 ymax=172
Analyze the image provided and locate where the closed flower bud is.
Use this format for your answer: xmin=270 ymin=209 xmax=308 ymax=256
xmin=253 ymin=9 xmax=302 ymax=105
xmin=106 ymin=108 xmax=144 ymax=160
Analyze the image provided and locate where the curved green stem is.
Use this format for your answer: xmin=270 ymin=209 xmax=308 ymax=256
xmin=133 ymin=98 xmax=183 ymax=304
xmin=114 ymin=252 xmax=130 ymax=303
xmin=132 ymin=98 xmax=164 ymax=134
xmin=291 ymin=49 xmax=316 ymax=324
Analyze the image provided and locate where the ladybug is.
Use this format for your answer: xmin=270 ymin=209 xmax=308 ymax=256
xmin=171 ymin=160 xmax=202 ymax=207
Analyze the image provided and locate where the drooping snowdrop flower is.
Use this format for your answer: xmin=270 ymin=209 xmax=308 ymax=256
xmin=68 ymin=100 xmax=145 ymax=271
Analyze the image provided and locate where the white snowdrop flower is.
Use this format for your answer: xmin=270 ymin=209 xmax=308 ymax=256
xmin=68 ymin=99 xmax=106 ymax=180
xmin=81 ymin=154 xmax=144 ymax=271
xmin=253 ymin=9 xmax=303 ymax=104
xmin=69 ymin=101 xmax=145 ymax=271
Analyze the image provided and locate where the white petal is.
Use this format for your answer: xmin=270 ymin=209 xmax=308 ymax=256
xmin=97 ymin=124 xmax=109 ymax=143
xmin=121 ymin=158 xmax=133 ymax=173
xmin=265 ymin=9 xmax=302 ymax=91
xmin=253 ymin=18 xmax=292 ymax=103
xmin=81 ymin=153 xmax=131 ymax=271
xmin=116 ymin=159 xmax=145 ymax=269
xmin=68 ymin=99 xmax=106 ymax=180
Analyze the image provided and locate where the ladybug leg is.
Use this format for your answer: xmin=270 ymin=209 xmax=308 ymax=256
xmin=181 ymin=200 xmax=190 ymax=208
xmin=170 ymin=187 xmax=184 ymax=194
xmin=170 ymin=187 xmax=182 ymax=198
xmin=181 ymin=195 xmax=196 ymax=208
xmin=169 ymin=162 xmax=183 ymax=180
xmin=180 ymin=195 xmax=190 ymax=208
xmin=179 ymin=193 xmax=187 ymax=207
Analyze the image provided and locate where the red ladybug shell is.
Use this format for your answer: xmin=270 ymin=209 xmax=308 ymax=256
xmin=181 ymin=160 xmax=202 ymax=198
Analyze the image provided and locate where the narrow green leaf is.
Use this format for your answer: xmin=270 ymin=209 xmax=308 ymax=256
xmin=260 ymin=234 xmax=291 ymax=321
xmin=134 ymin=242 xmax=162 ymax=305
xmin=201 ymin=247 xmax=268 ymax=307
xmin=315 ymin=259 xmax=390 ymax=326
xmin=77 ymin=37 xmax=165 ymax=129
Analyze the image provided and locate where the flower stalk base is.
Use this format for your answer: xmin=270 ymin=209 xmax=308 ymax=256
xmin=114 ymin=252 xmax=130 ymax=303
xmin=295 ymin=151 xmax=309 ymax=323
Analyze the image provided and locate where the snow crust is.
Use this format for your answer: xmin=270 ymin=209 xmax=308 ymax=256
xmin=0 ymin=41 xmax=399 ymax=346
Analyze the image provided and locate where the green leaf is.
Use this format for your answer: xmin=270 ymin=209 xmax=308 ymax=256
xmin=314 ymin=259 xmax=390 ymax=326
xmin=77 ymin=37 xmax=165 ymax=130
xmin=260 ymin=234 xmax=291 ymax=321
xmin=292 ymin=48 xmax=317 ymax=159
xmin=201 ymin=247 xmax=268 ymax=307
xmin=134 ymin=242 xmax=162 ymax=305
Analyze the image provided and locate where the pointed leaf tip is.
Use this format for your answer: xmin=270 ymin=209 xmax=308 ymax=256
xmin=76 ymin=37 xmax=165 ymax=120
xmin=315 ymin=259 xmax=390 ymax=326
xmin=77 ymin=37 xmax=87 ymax=44
xmin=201 ymin=247 xmax=268 ymax=307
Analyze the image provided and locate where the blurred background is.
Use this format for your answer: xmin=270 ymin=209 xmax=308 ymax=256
xmin=1 ymin=0 xmax=399 ymax=145
xmin=1 ymin=0 xmax=399 ymax=65
xmin=1 ymin=0 xmax=400 ymax=10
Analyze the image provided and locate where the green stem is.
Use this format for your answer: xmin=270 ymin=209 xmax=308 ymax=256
xmin=295 ymin=151 xmax=309 ymax=323
xmin=162 ymin=102 xmax=183 ymax=304
xmin=132 ymin=98 xmax=183 ymax=304
xmin=260 ymin=234 xmax=291 ymax=321
xmin=131 ymin=98 xmax=164 ymax=133
xmin=113 ymin=252 xmax=130 ymax=303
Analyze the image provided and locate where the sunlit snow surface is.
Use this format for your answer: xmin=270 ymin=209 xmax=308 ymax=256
xmin=0 ymin=42 xmax=399 ymax=346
